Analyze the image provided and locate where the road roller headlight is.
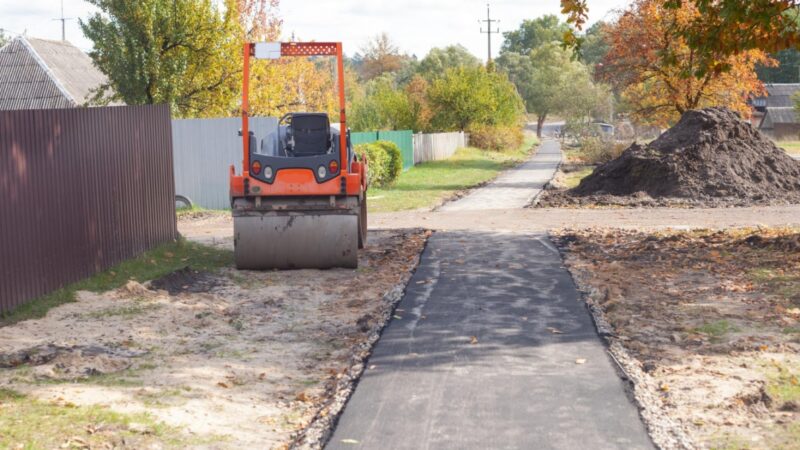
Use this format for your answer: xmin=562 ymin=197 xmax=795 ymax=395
xmin=263 ymin=166 xmax=273 ymax=179
xmin=251 ymin=160 xmax=262 ymax=175
xmin=318 ymin=165 xmax=327 ymax=178
xmin=329 ymin=160 xmax=339 ymax=173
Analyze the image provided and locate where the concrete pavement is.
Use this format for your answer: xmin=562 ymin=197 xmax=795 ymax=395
xmin=438 ymin=140 xmax=562 ymax=211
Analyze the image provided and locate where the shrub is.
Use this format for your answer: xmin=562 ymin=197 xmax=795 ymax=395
xmin=356 ymin=143 xmax=388 ymax=188
xmin=467 ymin=124 xmax=525 ymax=151
xmin=373 ymin=140 xmax=403 ymax=185
xmin=579 ymin=137 xmax=626 ymax=164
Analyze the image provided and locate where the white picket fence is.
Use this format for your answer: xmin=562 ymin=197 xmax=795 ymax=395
xmin=413 ymin=131 xmax=468 ymax=164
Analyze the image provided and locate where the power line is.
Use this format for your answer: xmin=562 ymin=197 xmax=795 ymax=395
xmin=51 ymin=0 xmax=74 ymax=41
xmin=479 ymin=3 xmax=500 ymax=63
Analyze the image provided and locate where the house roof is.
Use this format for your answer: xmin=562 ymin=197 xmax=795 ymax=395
xmin=0 ymin=36 xmax=111 ymax=110
xmin=760 ymin=107 xmax=798 ymax=129
xmin=764 ymin=83 xmax=800 ymax=107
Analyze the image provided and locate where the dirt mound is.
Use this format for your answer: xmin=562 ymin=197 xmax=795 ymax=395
xmin=548 ymin=107 xmax=800 ymax=207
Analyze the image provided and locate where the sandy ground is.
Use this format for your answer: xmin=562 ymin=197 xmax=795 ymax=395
xmin=553 ymin=228 xmax=800 ymax=449
xmin=0 ymin=218 xmax=427 ymax=449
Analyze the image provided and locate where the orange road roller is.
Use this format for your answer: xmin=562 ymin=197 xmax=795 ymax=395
xmin=229 ymin=42 xmax=368 ymax=269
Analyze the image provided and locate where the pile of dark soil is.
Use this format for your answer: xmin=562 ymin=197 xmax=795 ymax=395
xmin=541 ymin=107 xmax=800 ymax=207
xmin=149 ymin=266 xmax=224 ymax=295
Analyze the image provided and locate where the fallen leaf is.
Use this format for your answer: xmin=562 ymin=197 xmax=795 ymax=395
xmin=659 ymin=383 xmax=670 ymax=392
xmin=341 ymin=439 xmax=360 ymax=445
xmin=393 ymin=315 xmax=403 ymax=320
xmin=217 ymin=382 xmax=229 ymax=389
xmin=296 ymin=392 xmax=310 ymax=402
xmin=575 ymin=358 xmax=587 ymax=364
xmin=470 ymin=336 xmax=478 ymax=345
xmin=547 ymin=327 xmax=564 ymax=334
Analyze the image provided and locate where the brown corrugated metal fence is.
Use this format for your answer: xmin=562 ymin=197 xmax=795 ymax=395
xmin=0 ymin=105 xmax=178 ymax=313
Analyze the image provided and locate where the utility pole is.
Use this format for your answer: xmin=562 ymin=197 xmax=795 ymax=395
xmin=52 ymin=0 xmax=74 ymax=41
xmin=479 ymin=3 xmax=500 ymax=63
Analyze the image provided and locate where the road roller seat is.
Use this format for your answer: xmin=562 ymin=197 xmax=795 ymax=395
xmin=288 ymin=113 xmax=332 ymax=155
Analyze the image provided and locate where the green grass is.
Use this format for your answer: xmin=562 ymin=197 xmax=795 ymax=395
xmin=0 ymin=239 xmax=233 ymax=326
xmin=766 ymin=362 xmax=800 ymax=406
xmin=367 ymin=135 xmax=539 ymax=212
xmin=694 ymin=320 xmax=740 ymax=341
xmin=778 ymin=141 xmax=800 ymax=156
xmin=562 ymin=167 xmax=594 ymax=189
xmin=0 ymin=388 xmax=205 ymax=449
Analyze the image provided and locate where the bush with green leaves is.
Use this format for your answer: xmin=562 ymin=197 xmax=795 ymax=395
xmin=373 ymin=140 xmax=403 ymax=184
xmin=467 ymin=124 xmax=525 ymax=151
xmin=357 ymin=141 xmax=403 ymax=188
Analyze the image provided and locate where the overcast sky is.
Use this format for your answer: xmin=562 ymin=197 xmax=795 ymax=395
xmin=0 ymin=0 xmax=626 ymax=58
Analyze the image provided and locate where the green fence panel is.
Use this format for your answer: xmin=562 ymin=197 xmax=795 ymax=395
xmin=378 ymin=130 xmax=414 ymax=170
xmin=350 ymin=131 xmax=379 ymax=146
xmin=349 ymin=130 xmax=415 ymax=170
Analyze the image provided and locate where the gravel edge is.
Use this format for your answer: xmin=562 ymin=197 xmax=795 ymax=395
xmin=554 ymin=239 xmax=696 ymax=450
xmin=288 ymin=233 xmax=430 ymax=449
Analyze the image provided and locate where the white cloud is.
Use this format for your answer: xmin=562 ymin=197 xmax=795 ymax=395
xmin=0 ymin=0 xmax=626 ymax=58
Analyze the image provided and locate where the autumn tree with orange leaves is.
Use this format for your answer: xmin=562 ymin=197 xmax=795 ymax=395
xmin=229 ymin=0 xmax=338 ymax=119
xmin=562 ymin=0 xmax=800 ymax=76
xmin=598 ymin=0 xmax=773 ymax=126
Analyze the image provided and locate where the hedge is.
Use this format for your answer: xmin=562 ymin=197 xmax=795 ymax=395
xmin=355 ymin=140 xmax=402 ymax=188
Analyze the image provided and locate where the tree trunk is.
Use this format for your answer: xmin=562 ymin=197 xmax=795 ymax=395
xmin=536 ymin=114 xmax=547 ymax=138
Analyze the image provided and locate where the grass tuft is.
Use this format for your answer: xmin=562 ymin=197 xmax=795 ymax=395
xmin=1 ymin=238 xmax=232 ymax=327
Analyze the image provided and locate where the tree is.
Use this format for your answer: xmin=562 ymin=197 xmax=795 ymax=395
xmin=579 ymin=22 xmax=610 ymax=68
xmin=562 ymin=0 xmax=800 ymax=76
xmin=427 ymin=66 xmax=523 ymax=131
xmin=359 ymin=33 xmax=407 ymax=81
xmin=81 ymin=0 xmax=240 ymax=117
xmin=0 ymin=30 xmax=8 ymax=48
xmin=418 ymin=45 xmax=481 ymax=79
xmin=757 ymin=49 xmax=800 ymax=83
xmin=599 ymin=0 xmax=772 ymax=126
xmin=501 ymin=15 xmax=570 ymax=55
xmin=498 ymin=43 xmax=604 ymax=137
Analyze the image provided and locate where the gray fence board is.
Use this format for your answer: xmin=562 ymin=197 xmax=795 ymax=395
xmin=172 ymin=117 xmax=277 ymax=209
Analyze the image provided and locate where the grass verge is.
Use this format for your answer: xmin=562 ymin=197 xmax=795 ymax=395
xmin=0 ymin=388 xmax=211 ymax=449
xmin=0 ymin=239 xmax=232 ymax=326
xmin=778 ymin=141 xmax=800 ymax=156
xmin=561 ymin=166 xmax=594 ymax=189
xmin=367 ymin=135 xmax=538 ymax=212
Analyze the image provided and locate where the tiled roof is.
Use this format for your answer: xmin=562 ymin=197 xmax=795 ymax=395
xmin=0 ymin=36 xmax=111 ymax=110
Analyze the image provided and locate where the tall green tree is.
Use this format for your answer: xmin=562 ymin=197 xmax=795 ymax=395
xmin=757 ymin=49 xmax=800 ymax=83
xmin=501 ymin=15 xmax=570 ymax=55
xmin=499 ymin=42 xmax=605 ymax=137
xmin=0 ymin=30 xmax=9 ymax=47
xmin=579 ymin=22 xmax=610 ymax=68
xmin=81 ymin=0 xmax=240 ymax=117
xmin=418 ymin=45 xmax=481 ymax=79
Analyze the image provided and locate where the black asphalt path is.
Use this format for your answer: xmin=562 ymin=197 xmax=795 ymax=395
xmin=327 ymin=232 xmax=654 ymax=450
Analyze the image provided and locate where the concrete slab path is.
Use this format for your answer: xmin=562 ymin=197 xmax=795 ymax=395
xmin=438 ymin=140 xmax=562 ymax=211
xmin=327 ymin=140 xmax=654 ymax=449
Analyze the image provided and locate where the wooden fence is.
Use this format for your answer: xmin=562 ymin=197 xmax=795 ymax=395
xmin=413 ymin=131 xmax=468 ymax=164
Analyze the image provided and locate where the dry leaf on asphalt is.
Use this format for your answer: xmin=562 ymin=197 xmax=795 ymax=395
xmin=470 ymin=336 xmax=479 ymax=345
xmin=547 ymin=327 xmax=564 ymax=334
xmin=575 ymin=358 xmax=587 ymax=364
